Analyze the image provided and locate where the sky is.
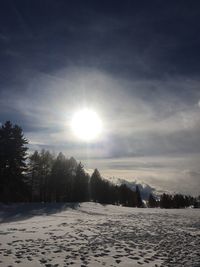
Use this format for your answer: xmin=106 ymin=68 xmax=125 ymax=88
xmin=0 ymin=0 xmax=200 ymax=196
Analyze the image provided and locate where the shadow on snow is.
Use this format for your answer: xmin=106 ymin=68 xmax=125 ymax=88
xmin=0 ymin=202 xmax=80 ymax=223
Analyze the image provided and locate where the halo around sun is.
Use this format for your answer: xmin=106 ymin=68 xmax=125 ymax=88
xmin=70 ymin=108 xmax=102 ymax=141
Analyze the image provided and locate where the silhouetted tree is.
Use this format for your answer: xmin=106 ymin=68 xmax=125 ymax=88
xmin=50 ymin=152 xmax=68 ymax=202
xmin=193 ymin=195 xmax=200 ymax=208
xmin=173 ymin=194 xmax=186 ymax=208
xmin=28 ymin=149 xmax=54 ymax=202
xmin=118 ymin=184 xmax=128 ymax=206
xmin=0 ymin=121 xmax=28 ymax=202
xmin=28 ymin=150 xmax=41 ymax=201
xmin=160 ymin=193 xmax=173 ymax=208
xmin=72 ymin=162 xmax=89 ymax=202
xmin=100 ymin=180 xmax=114 ymax=204
xmin=90 ymin=168 xmax=102 ymax=202
xmin=148 ymin=193 xmax=158 ymax=208
xmin=158 ymin=193 xmax=198 ymax=209
xmin=65 ymin=157 xmax=78 ymax=201
xmin=109 ymin=184 xmax=119 ymax=205
xmin=117 ymin=184 xmax=137 ymax=207
xmin=136 ymin=185 xmax=143 ymax=207
xmin=41 ymin=150 xmax=54 ymax=201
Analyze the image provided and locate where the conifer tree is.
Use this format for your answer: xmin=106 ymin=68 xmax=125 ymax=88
xmin=90 ymin=168 xmax=102 ymax=202
xmin=72 ymin=162 xmax=89 ymax=202
xmin=29 ymin=150 xmax=41 ymax=201
xmin=148 ymin=193 xmax=158 ymax=208
xmin=136 ymin=185 xmax=143 ymax=207
xmin=160 ymin=193 xmax=173 ymax=208
xmin=0 ymin=121 xmax=28 ymax=202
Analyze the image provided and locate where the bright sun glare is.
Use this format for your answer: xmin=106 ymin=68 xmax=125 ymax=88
xmin=71 ymin=109 xmax=102 ymax=141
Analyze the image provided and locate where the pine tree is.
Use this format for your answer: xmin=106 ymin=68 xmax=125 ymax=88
xmin=28 ymin=150 xmax=41 ymax=201
xmin=90 ymin=168 xmax=102 ymax=202
xmin=160 ymin=193 xmax=173 ymax=208
xmin=28 ymin=149 xmax=54 ymax=202
xmin=136 ymin=185 xmax=143 ymax=207
xmin=39 ymin=150 xmax=54 ymax=202
xmin=72 ymin=162 xmax=89 ymax=202
xmin=148 ymin=193 xmax=158 ymax=208
xmin=118 ymin=184 xmax=129 ymax=206
xmin=50 ymin=152 xmax=69 ymax=202
xmin=0 ymin=121 xmax=28 ymax=202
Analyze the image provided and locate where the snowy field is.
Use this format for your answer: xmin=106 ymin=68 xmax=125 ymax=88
xmin=0 ymin=203 xmax=200 ymax=267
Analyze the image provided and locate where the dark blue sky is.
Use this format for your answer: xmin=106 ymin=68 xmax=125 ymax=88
xmin=1 ymin=1 xmax=200 ymax=76
xmin=0 ymin=0 xmax=200 ymax=195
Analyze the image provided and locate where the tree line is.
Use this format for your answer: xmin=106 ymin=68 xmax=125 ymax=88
xmin=0 ymin=121 xmax=143 ymax=206
xmin=0 ymin=121 xmax=199 ymax=208
xmin=148 ymin=193 xmax=200 ymax=209
xmin=28 ymin=151 xmax=144 ymax=207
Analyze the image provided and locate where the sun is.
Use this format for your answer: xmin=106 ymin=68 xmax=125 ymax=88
xmin=70 ymin=108 xmax=102 ymax=141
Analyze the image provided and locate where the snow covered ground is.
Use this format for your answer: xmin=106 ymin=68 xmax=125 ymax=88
xmin=0 ymin=203 xmax=200 ymax=267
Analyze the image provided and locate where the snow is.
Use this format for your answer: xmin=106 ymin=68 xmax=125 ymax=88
xmin=0 ymin=203 xmax=200 ymax=267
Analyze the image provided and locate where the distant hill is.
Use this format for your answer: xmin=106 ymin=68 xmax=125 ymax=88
xmin=108 ymin=177 xmax=163 ymax=200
